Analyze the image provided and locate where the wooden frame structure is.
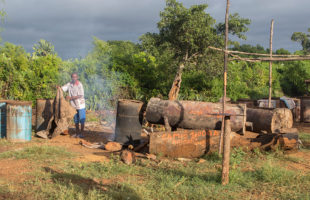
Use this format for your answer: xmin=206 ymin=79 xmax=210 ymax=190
xmin=218 ymin=0 xmax=310 ymax=185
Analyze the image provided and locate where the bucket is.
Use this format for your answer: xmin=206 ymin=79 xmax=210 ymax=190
xmin=0 ymin=102 xmax=6 ymax=138
xmin=6 ymin=101 xmax=32 ymax=142
xmin=115 ymin=99 xmax=144 ymax=146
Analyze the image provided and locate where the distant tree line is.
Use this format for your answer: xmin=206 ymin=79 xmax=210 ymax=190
xmin=1 ymin=0 xmax=310 ymax=109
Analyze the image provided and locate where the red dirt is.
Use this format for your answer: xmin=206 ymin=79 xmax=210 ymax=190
xmin=0 ymin=120 xmax=310 ymax=192
xmin=0 ymin=159 xmax=31 ymax=184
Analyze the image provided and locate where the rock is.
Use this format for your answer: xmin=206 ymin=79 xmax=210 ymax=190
xmin=121 ymin=150 xmax=136 ymax=165
xmin=35 ymin=130 xmax=49 ymax=139
xmin=105 ymin=142 xmax=122 ymax=152
xmin=177 ymin=158 xmax=192 ymax=162
xmin=62 ymin=129 xmax=69 ymax=135
xmin=146 ymin=153 xmax=157 ymax=160
xmin=197 ymin=158 xmax=206 ymax=164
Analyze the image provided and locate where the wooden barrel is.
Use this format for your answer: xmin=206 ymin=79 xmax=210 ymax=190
xmin=6 ymin=101 xmax=32 ymax=142
xmin=301 ymin=97 xmax=310 ymax=122
xmin=115 ymin=99 xmax=144 ymax=146
xmin=0 ymin=102 xmax=6 ymax=138
xmin=146 ymin=98 xmax=246 ymax=133
xmin=36 ymin=99 xmax=54 ymax=132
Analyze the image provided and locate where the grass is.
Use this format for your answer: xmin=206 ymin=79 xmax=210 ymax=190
xmin=299 ymin=132 xmax=310 ymax=150
xmin=300 ymin=132 xmax=310 ymax=143
xmin=0 ymin=143 xmax=310 ymax=199
xmin=0 ymin=138 xmax=13 ymax=146
xmin=0 ymin=145 xmax=74 ymax=163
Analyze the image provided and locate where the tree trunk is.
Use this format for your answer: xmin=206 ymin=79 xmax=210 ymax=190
xmin=246 ymin=108 xmax=293 ymax=133
xmin=146 ymin=98 xmax=246 ymax=132
xmin=168 ymin=63 xmax=185 ymax=100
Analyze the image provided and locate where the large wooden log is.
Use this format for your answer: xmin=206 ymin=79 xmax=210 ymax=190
xmin=146 ymin=98 xmax=246 ymax=132
xmin=247 ymin=108 xmax=293 ymax=133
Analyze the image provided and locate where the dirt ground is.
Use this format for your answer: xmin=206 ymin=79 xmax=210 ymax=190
xmin=1 ymin=120 xmax=310 ymax=188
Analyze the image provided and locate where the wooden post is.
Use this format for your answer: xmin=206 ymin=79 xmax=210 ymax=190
xmin=242 ymin=104 xmax=246 ymax=135
xmin=219 ymin=0 xmax=230 ymax=154
xmin=268 ymin=19 xmax=274 ymax=108
xmin=221 ymin=116 xmax=231 ymax=185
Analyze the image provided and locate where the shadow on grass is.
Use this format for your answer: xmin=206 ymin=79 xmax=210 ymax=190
xmin=136 ymin=161 xmax=221 ymax=184
xmin=43 ymin=167 xmax=142 ymax=200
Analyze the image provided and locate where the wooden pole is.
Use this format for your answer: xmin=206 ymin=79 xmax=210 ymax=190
xmin=221 ymin=116 xmax=231 ymax=185
xmin=268 ymin=19 xmax=274 ymax=108
xmin=208 ymin=46 xmax=308 ymax=57
xmin=219 ymin=0 xmax=230 ymax=154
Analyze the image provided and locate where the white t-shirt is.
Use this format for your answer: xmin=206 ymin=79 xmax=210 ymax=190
xmin=62 ymin=81 xmax=86 ymax=110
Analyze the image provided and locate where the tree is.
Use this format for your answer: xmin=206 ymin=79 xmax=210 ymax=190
xmin=275 ymin=48 xmax=291 ymax=55
xmin=0 ymin=43 xmax=32 ymax=100
xmin=33 ymin=39 xmax=56 ymax=57
xmin=291 ymin=28 xmax=310 ymax=53
xmin=216 ymin=13 xmax=251 ymax=40
xmin=142 ymin=0 xmax=222 ymax=100
xmin=141 ymin=0 xmax=250 ymax=100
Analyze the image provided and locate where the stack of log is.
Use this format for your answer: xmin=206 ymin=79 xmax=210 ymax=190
xmin=146 ymin=98 xmax=299 ymax=158
xmin=146 ymin=98 xmax=246 ymax=133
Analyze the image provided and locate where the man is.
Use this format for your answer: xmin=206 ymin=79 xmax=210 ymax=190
xmin=60 ymin=72 xmax=86 ymax=138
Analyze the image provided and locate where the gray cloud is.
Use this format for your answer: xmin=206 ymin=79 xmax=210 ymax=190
xmin=1 ymin=0 xmax=309 ymax=59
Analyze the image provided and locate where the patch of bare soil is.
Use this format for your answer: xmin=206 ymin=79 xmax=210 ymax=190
xmin=284 ymin=151 xmax=310 ymax=172
xmin=0 ymin=159 xmax=31 ymax=184
xmin=42 ymin=123 xmax=116 ymax=163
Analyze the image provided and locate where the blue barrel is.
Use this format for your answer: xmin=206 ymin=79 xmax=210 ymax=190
xmin=0 ymin=102 xmax=6 ymax=138
xmin=6 ymin=101 xmax=32 ymax=142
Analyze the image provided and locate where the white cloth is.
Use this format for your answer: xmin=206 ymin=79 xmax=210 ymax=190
xmin=62 ymin=81 xmax=86 ymax=109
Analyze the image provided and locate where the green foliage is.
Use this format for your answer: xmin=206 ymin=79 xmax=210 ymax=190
xmin=0 ymin=41 xmax=61 ymax=102
xmin=279 ymin=61 xmax=310 ymax=96
xmin=291 ymin=28 xmax=310 ymax=53
xmin=216 ymin=13 xmax=251 ymax=40
xmin=0 ymin=43 xmax=32 ymax=100
xmin=32 ymin=39 xmax=56 ymax=57
xmin=232 ymin=44 xmax=267 ymax=54
xmin=275 ymin=48 xmax=291 ymax=55
xmin=157 ymin=0 xmax=221 ymax=61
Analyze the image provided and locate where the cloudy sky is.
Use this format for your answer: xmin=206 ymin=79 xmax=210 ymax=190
xmin=1 ymin=0 xmax=309 ymax=59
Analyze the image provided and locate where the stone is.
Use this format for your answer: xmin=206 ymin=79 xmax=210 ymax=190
xmin=120 ymin=150 xmax=136 ymax=165
xmin=105 ymin=142 xmax=122 ymax=152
